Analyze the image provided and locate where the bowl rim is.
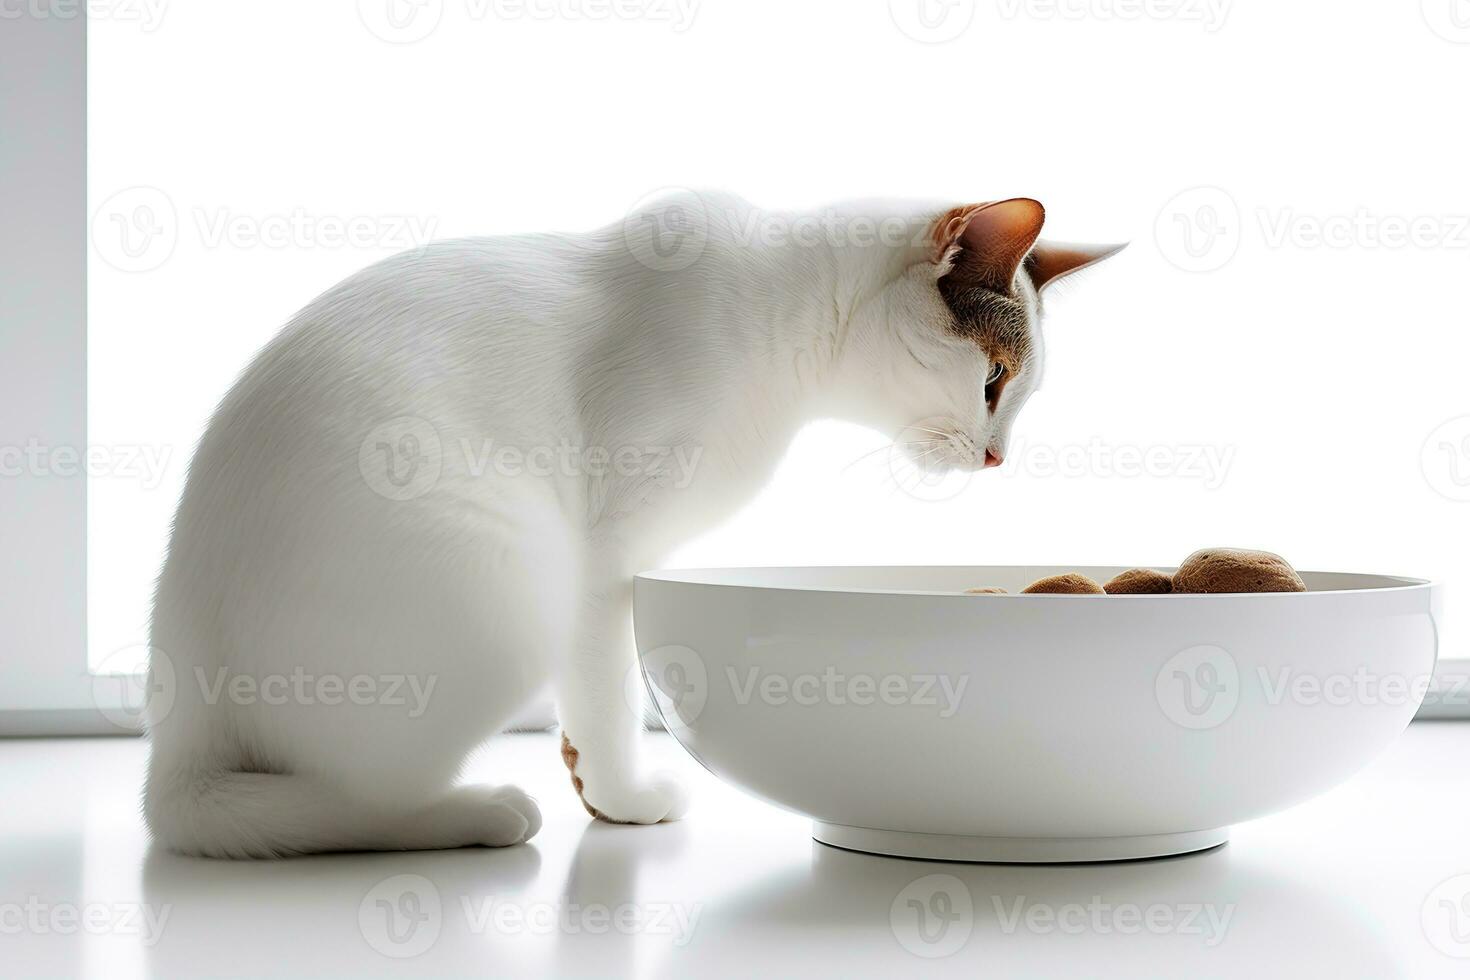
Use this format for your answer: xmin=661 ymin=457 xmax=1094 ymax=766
xmin=635 ymin=564 xmax=1436 ymax=599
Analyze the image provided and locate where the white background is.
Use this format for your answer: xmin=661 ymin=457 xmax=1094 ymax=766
xmin=89 ymin=0 xmax=1470 ymax=672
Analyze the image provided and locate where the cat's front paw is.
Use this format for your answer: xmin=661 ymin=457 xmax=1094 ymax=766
xmin=559 ymin=734 xmax=690 ymax=824
xmin=581 ymin=773 xmax=691 ymax=825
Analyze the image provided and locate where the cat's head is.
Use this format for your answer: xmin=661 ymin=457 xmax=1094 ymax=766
xmin=844 ymin=198 xmax=1124 ymax=474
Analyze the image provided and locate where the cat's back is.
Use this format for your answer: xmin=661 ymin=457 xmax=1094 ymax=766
xmin=217 ymin=231 xmax=604 ymax=433
xmin=169 ymin=232 xmax=613 ymax=540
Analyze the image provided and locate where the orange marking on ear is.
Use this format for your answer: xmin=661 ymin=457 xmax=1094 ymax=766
xmin=929 ymin=203 xmax=991 ymax=263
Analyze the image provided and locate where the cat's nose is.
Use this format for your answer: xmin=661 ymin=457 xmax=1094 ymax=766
xmin=983 ymin=449 xmax=1004 ymax=468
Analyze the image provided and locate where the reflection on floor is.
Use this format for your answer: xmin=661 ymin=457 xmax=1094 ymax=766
xmin=4 ymin=725 xmax=1470 ymax=978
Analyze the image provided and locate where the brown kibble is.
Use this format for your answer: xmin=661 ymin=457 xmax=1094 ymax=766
xmin=964 ymin=587 xmax=1007 ymax=594
xmin=1103 ymin=568 xmax=1174 ymax=595
xmin=1021 ymin=573 xmax=1105 ymax=595
xmin=1172 ymin=548 xmax=1306 ymax=594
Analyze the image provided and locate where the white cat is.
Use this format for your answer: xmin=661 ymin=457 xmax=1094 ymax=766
xmin=143 ymin=192 xmax=1123 ymax=857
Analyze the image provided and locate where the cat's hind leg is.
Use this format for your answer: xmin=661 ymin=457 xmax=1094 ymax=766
xmin=146 ymin=493 xmax=571 ymax=858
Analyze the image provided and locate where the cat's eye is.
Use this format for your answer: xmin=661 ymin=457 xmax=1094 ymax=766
xmin=985 ymin=363 xmax=1005 ymax=386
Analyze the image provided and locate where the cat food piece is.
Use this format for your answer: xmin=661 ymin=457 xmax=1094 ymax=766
xmin=964 ymin=587 xmax=1007 ymax=594
xmin=1172 ymin=548 xmax=1306 ymax=594
xmin=1021 ymin=573 xmax=1105 ymax=595
xmin=1103 ymin=568 xmax=1173 ymax=595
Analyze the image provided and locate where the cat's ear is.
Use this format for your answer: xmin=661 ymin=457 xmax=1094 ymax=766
xmin=933 ymin=198 xmax=1046 ymax=294
xmin=1026 ymin=241 xmax=1128 ymax=294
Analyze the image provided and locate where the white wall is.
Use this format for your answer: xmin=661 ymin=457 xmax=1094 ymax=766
xmin=88 ymin=1 xmax=1470 ymax=671
xmin=1 ymin=8 xmax=86 ymax=712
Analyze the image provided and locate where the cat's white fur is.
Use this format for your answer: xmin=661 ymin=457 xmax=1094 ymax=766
xmin=144 ymin=191 xmax=1118 ymax=857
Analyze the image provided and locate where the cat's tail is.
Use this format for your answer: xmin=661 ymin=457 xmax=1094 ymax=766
xmin=144 ymin=764 xmax=373 ymax=858
xmin=144 ymin=762 xmax=539 ymax=858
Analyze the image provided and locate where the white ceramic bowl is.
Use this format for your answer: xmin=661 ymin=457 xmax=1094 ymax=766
xmin=634 ymin=565 xmax=1441 ymax=862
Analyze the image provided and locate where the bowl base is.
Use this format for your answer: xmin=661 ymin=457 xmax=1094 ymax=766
xmin=812 ymin=823 xmax=1229 ymax=863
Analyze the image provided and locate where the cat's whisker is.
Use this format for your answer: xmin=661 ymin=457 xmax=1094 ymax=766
xmin=910 ymin=444 xmax=949 ymax=467
xmin=848 ymin=449 xmax=914 ymax=495
xmin=886 ymin=442 xmax=961 ymax=498
xmin=883 ymin=443 xmax=952 ymax=498
xmin=841 ymin=440 xmax=935 ymax=473
xmin=844 ymin=443 xmax=949 ymax=495
xmin=871 ymin=448 xmax=917 ymax=492
xmin=890 ymin=467 xmax=929 ymax=499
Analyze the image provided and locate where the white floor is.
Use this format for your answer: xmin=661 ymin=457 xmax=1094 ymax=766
xmin=4 ymin=725 xmax=1470 ymax=979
